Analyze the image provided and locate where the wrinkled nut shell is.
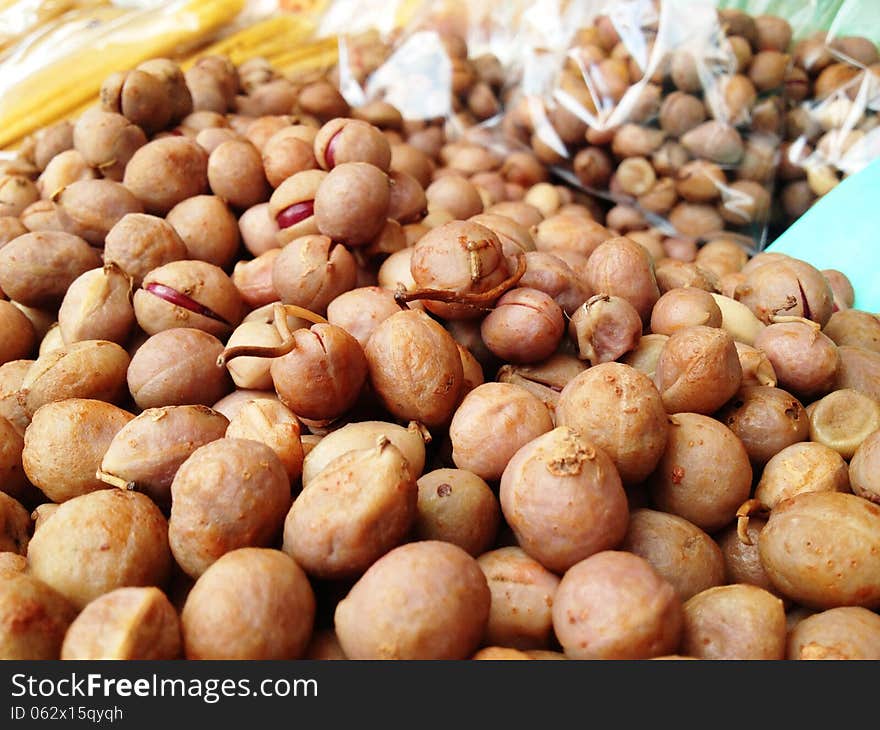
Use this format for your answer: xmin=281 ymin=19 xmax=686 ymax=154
xmin=313 ymin=162 xmax=390 ymax=246
xmin=556 ymin=363 xmax=668 ymax=485
xmin=123 ymin=137 xmax=209 ymax=215
xmin=365 ymin=310 xmax=463 ymax=428
xmin=100 ymin=404 xmax=229 ymax=507
xmin=450 ymin=382 xmax=553 ymax=482
xmin=415 ymin=468 xmax=500 ymax=557
xmin=787 ymin=607 xmax=880 ymax=660
xmin=283 ymin=439 xmax=417 ymax=579
xmin=500 ymin=427 xmax=629 ymax=574
xmin=622 ymin=508 xmax=725 ymax=602
xmin=127 ymin=328 xmax=230 ymax=411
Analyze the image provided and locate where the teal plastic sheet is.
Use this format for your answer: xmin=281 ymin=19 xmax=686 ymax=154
xmin=766 ymin=157 xmax=880 ymax=313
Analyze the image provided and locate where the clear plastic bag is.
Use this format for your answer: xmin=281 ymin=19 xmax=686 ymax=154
xmin=501 ymin=0 xmax=804 ymax=252
xmin=319 ymin=0 xmax=532 ymax=136
xmin=775 ymin=0 xmax=880 ymax=228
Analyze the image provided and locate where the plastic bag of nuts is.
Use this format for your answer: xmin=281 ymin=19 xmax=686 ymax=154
xmin=502 ymin=0 xmax=801 ymax=252
xmin=318 ymin=0 xmax=524 ymax=138
xmin=775 ymin=0 xmax=880 ymax=226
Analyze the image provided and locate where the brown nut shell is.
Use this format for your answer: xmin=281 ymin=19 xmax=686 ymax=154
xmin=557 ymin=363 xmax=668 ymax=485
xmin=552 ymin=551 xmax=683 ymax=660
xmin=822 ymin=310 xmax=880 ymax=353
xmin=500 ymin=427 xmax=628 ymax=573
xmin=166 ymin=195 xmax=241 ymax=269
xmin=182 ymin=548 xmax=315 ymax=660
xmin=169 ymin=438 xmax=290 ymax=578
xmin=272 ymin=235 xmax=357 ymax=315
xmin=301 ymin=420 xmax=426 ymax=487
xmin=226 ymin=399 xmax=303 ymax=483
xmin=37 ymin=149 xmax=97 ymax=198
xmin=20 ymin=340 xmax=129 ymax=417
xmin=0 ymin=416 xmax=27 ymax=498
xmin=334 ymin=540 xmax=490 ymax=660
xmin=759 ymin=492 xmax=880 ymax=609
xmin=850 ymin=430 xmax=880 ymax=504
xmin=719 ymin=385 xmax=809 ymax=465
xmin=755 ymin=441 xmax=849 ymax=511
xmin=365 ymin=310 xmax=463 ymax=428
xmin=73 ymin=108 xmax=147 ymax=181
xmin=655 ymin=325 xmax=742 ymax=414
xmin=584 ymin=236 xmax=660 ymax=323
xmin=283 ymin=438 xmax=416 ymax=579
xmin=0 ymin=573 xmax=77 ymax=659
xmin=716 ymin=517 xmax=778 ymax=595
xmin=122 ymin=137 xmax=209 ymax=215
xmin=735 ymin=258 xmax=833 ymax=327
xmin=0 ymin=301 xmax=35 ymax=366
xmin=104 ymin=213 xmax=188 ymax=288
xmin=134 ymin=260 xmax=243 ymax=338
xmin=207 ymin=139 xmax=270 ymax=210
xmin=481 ymin=288 xmax=564 ymax=364
xmin=326 ymin=286 xmax=401 ymax=349
xmin=414 ymin=468 xmax=499 ymax=557
xmin=753 ymin=321 xmax=838 ymax=399
xmin=61 ymin=587 xmax=181 ymax=660
xmin=100 ymin=69 xmax=172 ymax=134
xmin=100 ymin=404 xmax=229 ymax=507
xmin=58 ymin=264 xmax=135 ymax=345
xmin=239 ymin=202 xmax=280 ymax=257
xmin=0 ymin=491 xmax=30 ymax=554
xmin=450 ymin=383 xmax=553 ymax=482
xmin=22 ymin=399 xmax=133 ymax=502
xmin=787 ymin=607 xmax=880 ymax=660
xmin=622 ymin=508 xmax=725 ymax=601
xmin=0 ymin=231 xmax=101 ymax=308
xmin=569 ymin=294 xmax=642 ymax=365
xmin=834 ymin=346 xmax=880 ymax=401
xmin=313 ymin=162 xmax=390 ymax=246
xmin=57 ymin=177 xmax=145 ymax=245
xmin=269 ymin=323 xmax=367 ymax=422
xmin=650 ymin=287 xmax=722 ymax=335
xmin=314 ymin=118 xmax=391 ymax=171
xmin=478 ymin=547 xmax=559 ymax=650
xmin=681 ymin=585 xmax=786 ymax=660
xmin=649 ymin=412 xmax=752 ymax=532
xmin=127 ymin=328 xmax=230 ymax=410
xmin=27 ymin=489 xmax=172 ymax=609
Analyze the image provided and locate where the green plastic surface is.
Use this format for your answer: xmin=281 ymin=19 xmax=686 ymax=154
xmin=765 ymin=158 xmax=880 ymax=313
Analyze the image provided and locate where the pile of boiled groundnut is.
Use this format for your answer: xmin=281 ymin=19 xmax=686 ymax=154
xmin=0 ymin=42 xmax=879 ymax=662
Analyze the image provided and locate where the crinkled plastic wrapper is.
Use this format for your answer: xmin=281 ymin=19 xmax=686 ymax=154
xmin=323 ymin=0 xmax=879 ymax=253
xmin=775 ymin=0 xmax=880 ymax=229
xmin=501 ymin=0 xmax=798 ymax=252
xmin=319 ymin=0 xmax=532 ymax=148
